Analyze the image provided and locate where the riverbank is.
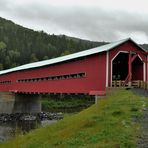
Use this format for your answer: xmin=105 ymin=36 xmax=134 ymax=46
xmin=0 ymin=112 xmax=64 ymax=123
xmin=0 ymin=90 xmax=147 ymax=148
xmin=0 ymin=112 xmax=64 ymax=143
xmin=41 ymin=94 xmax=94 ymax=112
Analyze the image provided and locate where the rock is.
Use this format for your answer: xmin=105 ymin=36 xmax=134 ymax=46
xmin=38 ymin=112 xmax=64 ymax=120
xmin=0 ymin=112 xmax=64 ymax=123
xmin=20 ymin=115 xmax=37 ymax=121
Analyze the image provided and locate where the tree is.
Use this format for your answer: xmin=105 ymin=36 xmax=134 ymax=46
xmin=30 ymin=53 xmax=38 ymax=62
xmin=61 ymin=50 xmax=71 ymax=56
xmin=0 ymin=41 xmax=6 ymax=50
xmin=8 ymin=49 xmax=20 ymax=61
xmin=0 ymin=41 xmax=7 ymax=64
xmin=5 ymin=56 xmax=11 ymax=69
xmin=43 ymin=56 xmax=49 ymax=60
xmin=0 ymin=63 xmax=3 ymax=70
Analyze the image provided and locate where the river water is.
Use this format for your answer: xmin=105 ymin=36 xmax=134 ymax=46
xmin=0 ymin=120 xmax=57 ymax=143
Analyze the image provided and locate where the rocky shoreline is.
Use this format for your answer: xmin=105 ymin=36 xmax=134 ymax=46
xmin=0 ymin=112 xmax=64 ymax=123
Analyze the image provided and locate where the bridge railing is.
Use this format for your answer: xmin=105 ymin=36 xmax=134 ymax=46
xmin=139 ymin=81 xmax=148 ymax=90
xmin=112 ymin=80 xmax=148 ymax=90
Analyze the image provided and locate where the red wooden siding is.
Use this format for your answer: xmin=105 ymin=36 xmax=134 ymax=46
xmin=0 ymin=39 xmax=147 ymax=94
xmin=147 ymin=56 xmax=148 ymax=81
xmin=0 ymin=52 xmax=107 ymax=94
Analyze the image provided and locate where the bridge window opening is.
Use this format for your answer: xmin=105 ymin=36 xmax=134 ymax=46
xmin=77 ymin=74 xmax=81 ymax=78
xmin=54 ymin=77 xmax=58 ymax=80
xmin=66 ymin=75 xmax=70 ymax=79
xmin=41 ymin=78 xmax=44 ymax=81
xmin=58 ymin=76 xmax=61 ymax=80
xmin=51 ymin=76 xmax=55 ymax=80
xmin=29 ymin=79 xmax=33 ymax=82
xmin=71 ymin=74 xmax=75 ymax=78
xmin=47 ymin=77 xmax=51 ymax=80
xmin=43 ymin=77 xmax=47 ymax=81
xmin=31 ymin=78 xmax=35 ymax=82
xmin=63 ymin=75 xmax=66 ymax=79
xmin=0 ymin=80 xmax=11 ymax=85
xmin=57 ymin=76 xmax=61 ymax=79
xmin=17 ymin=72 xmax=86 ymax=83
xmin=36 ymin=78 xmax=40 ymax=81
xmin=60 ymin=76 xmax=64 ymax=80
xmin=112 ymin=53 xmax=128 ymax=81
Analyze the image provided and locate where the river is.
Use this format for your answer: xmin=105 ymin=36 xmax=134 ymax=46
xmin=0 ymin=114 xmax=59 ymax=143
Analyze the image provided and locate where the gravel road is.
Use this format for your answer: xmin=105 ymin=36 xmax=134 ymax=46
xmin=132 ymin=88 xmax=148 ymax=148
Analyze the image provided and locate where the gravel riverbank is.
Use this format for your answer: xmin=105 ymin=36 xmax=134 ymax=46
xmin=0 ymin=112 xmax=63 ymax=123
xmin=132 ymin=88 xmax=148 ymax=148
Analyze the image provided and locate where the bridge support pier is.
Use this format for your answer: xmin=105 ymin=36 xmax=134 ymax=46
xmin=0 ymin=92 xmax=41 ymax=114
xmin=13 ymin=93 xmax=41 ymax=113
xmin=0 ymin=92 xmax=15 ymax=114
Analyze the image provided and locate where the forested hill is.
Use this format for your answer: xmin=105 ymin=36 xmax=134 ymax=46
xmin=0 ymin=17 xmax=106 ymax=70
xmin=0 ymin=17 xmax=148 ymax=70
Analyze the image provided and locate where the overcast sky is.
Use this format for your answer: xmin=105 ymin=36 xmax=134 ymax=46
xmin=0 ymin=0 xmax=148 ymax=44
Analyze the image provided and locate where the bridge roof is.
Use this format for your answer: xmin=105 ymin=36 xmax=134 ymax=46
xmin=0 ymin=38 xmax=146 ymax=75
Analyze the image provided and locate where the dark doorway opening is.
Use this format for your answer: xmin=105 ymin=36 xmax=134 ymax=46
xmin=112 ymin=52 xmax=144 ymax=81
xmin=132 ymin=56 xmax=143 ymax=80
xmin=112 ymin=53 xmax=128 ymax=81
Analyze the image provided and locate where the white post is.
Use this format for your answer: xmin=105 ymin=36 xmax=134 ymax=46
xmin=95 ymin=95 xmax=100 ymax=104
xmin=106 ymin=51 xmax=109 ymax=87
xmin=128 ymin=81 xmax=132 ymax=87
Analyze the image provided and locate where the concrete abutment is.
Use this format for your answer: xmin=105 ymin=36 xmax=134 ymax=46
xmin=0 ymin=92 xmax=41 ymax=114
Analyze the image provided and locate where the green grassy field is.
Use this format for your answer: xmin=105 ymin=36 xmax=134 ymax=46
xmin=0 ymin=90 xmax=147 ymax=148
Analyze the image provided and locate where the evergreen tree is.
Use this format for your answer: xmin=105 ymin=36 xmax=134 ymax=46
xmin=30 ymin=53 xmax=38 ymax=62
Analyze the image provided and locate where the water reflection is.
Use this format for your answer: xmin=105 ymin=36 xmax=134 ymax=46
xmin=0 ymin=112 xmax=63 ymax=143
xmin=0 ymin=119 xmax=57 ymax=143
xmin=0 ymin=120 xmax=40 ymax=142
xmin=0 ymin=124 xmax=13 ymax=142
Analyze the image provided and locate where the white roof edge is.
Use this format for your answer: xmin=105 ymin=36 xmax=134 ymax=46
xmin=0 ymin=38 xmax=146 ymax=75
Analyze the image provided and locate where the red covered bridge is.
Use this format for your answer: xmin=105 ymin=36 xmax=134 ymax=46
xmin=0 ymin=38 xmax=147 ymax=113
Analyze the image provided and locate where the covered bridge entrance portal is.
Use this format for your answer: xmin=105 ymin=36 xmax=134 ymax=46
xmin=112 ymin=51 xmax=145 ymax=87
xmin=112 ymin=52 xmax=128 ymax=81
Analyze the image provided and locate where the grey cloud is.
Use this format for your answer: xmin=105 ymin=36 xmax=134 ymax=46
xmin=0 ymin=2 xmax=148 ymax=43
xmin=0 ymin=0 xmax=10 ymax=11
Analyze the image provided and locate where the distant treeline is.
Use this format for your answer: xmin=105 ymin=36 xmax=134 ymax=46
xmin=0 ymin=17 xmax=147 ymax=70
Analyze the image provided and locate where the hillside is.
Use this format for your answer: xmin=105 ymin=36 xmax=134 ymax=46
xmin=0 ymin=90 xmax=147 ymax=148
xmin=0 ymin=17 xmax=106 ymax=70
xmin=141 ymin=44 xmax=148 ymax=51
xmin=0 ymin=17 xmax=147 ymax=70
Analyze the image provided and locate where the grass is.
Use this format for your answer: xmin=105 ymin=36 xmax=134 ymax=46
xmin=0 ymin=89 xmax=147 ymax=148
